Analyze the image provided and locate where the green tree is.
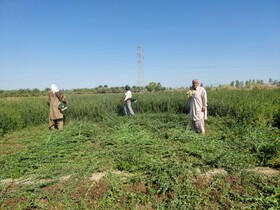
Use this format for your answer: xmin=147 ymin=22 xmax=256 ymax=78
xmin=146 ymin=82 xmax=157 ymax=92
xmin=146 ymin=82 xmax=164 ymax=92
xmin=235 ymin=80 xmax=240 ymax=88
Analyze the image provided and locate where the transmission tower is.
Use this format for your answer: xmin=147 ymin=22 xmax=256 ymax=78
xmin=137 ymin=46 xmax=144 ymax=90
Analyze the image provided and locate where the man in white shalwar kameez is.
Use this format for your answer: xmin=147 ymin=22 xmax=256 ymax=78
xmin=188 ymin=79 xmax=207 ymax=134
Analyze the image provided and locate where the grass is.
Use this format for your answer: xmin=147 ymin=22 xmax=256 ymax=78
xmin=0 ymin=113 xmax=279 ymax=209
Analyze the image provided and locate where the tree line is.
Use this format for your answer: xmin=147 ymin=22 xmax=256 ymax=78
xmin=0 ymin=78 xmax=279 ymax=97
xmin=229 ymin=78 xmax=280 ymax=88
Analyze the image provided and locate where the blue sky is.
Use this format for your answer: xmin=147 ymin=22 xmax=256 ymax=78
xmin=0 ymin=0 xmax=279 ymax=90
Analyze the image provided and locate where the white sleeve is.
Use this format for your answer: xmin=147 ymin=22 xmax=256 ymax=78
xmin=202 ymin=88 xmax=207 ymax=107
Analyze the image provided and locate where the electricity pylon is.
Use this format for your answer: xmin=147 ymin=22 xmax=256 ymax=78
xmin=137 ymin=46 xmax=144 ymax=91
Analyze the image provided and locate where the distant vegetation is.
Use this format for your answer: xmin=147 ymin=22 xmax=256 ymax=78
xmin=0 ymin=78 xmax=279 ymax=97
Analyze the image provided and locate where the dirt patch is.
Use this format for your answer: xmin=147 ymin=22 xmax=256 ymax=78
xmin=67 ymin=178 xmax=109 ymax=208
xmin=193 ymin=168 xmax=228 ymax=188
xmin=59 ymin=175 xmax=71 ymax=181
xmin=0 ymin=174 xmax=71 ymax=186
xmin=1 ymin=196 xmax=28 ymax=209
xmin=0 ymin=171 xmax=129 ymax=186
xmin=0 ymin=178 xmax=14 ymax=185
xmin=88 ymin=180 xmax=109 ymax=200
xmin=112 ymin=170 xmax=130 ymax=179
xmin=89 ymin=170 xmax=130 ymax=182
xmin=89 ymin=172 xmax=107 ymax=182
xmin=247 ymin=167 xmax=279 ymax=177
xmin=0 ymin=177 xmax=52 ymax=185
xmin=197 ymin=168 xmax=227 ymax=179
xmin=134 ymin=182 xmax=147 ymax=194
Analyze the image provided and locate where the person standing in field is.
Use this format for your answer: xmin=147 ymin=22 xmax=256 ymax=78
xmin=124 ymin=85 xmax=135 ymax=116
xmin=187 ymin=79 xmax=207 ymax=134
xmin=48 ymin=84 xmax=67 ymax=130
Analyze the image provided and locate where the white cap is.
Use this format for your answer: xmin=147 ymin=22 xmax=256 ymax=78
xmin=50 ymin=84 xmax=59 ymax=93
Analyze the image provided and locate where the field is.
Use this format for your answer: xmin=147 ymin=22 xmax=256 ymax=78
xmin=0 ymin=89 xmax=279 ymax=209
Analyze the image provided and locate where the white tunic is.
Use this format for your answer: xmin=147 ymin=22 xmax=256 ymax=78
xmin=189 ymin=86 xmax=207 ymax=121
xmin=124 ymin=90 xmax=132 ymax=101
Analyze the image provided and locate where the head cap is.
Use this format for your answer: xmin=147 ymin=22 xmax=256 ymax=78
xmin=125 ymin=85 xmax=130 ymax=90
xmin=50 ymin=84 xmax=59 ymax=93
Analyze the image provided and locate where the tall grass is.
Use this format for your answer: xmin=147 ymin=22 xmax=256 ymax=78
xmin=0 ymin=89 xmax=279 ymax=135
xmin=0 ymin=97 xmax=47 ymax=135
xmin=208 ymin=89 xmax=280 ymax=126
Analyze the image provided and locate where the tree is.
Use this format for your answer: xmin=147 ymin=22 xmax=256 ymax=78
xmin=272 ymin=80 xmax=279 ymax=86
xmin=146 ymin=82 xmax=164 ymax=92
xmin=154 ymin=82 xmax=163 ymax=91
xmin=146 ymin=82 xmax=157 ymax=92
xmin=235 ymin=80 xmax=240 ymax=88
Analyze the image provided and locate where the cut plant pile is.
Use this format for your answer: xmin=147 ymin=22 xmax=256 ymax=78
xmin=0 ymin=113 xmax=279 ymax=209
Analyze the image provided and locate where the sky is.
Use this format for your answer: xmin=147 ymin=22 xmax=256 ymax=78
xmin=0 ymin=0 xmax=279 ymax=90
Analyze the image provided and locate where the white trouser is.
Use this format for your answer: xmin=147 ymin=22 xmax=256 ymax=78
xmin=124 ymin=100 xmax=134 ymax=116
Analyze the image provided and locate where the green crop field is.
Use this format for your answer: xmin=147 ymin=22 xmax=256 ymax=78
xmin=0 ymin=89 xmax=279 ymax=209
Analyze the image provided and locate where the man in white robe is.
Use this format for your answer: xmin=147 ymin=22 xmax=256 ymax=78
xmin=188 ymin=79 xmax=207 ymax=134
